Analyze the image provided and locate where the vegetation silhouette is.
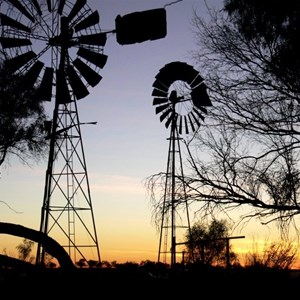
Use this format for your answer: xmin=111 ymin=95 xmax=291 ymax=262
xmin=0 ymin=64 xmax=49 ymax=167
xmin=184 ymin=219 xmax=240 ymax=268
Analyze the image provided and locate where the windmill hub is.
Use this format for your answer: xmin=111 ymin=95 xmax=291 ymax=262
xmin=169 ymin=90 xmax=184 ymax=104
xmin=49 ymin=17 xmax=74 ymax=48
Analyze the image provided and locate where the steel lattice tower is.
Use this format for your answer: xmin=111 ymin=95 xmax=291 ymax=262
xmin=157 ymin=106 xmax=192 ymax=266
xmin=36 ymin=94 xmax=101 ymax=265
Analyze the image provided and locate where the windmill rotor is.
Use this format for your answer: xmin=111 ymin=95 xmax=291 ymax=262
xmin=152 ymin=61 xmax=212 ymax=135
xmin=0 ymin=0 xmax=108 ymax=102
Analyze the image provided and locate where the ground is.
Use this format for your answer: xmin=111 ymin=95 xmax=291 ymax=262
xmin=1 ymin=267 xmax=300 ymax=298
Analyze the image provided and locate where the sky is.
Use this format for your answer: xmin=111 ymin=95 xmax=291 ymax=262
xmin=0 ymin=0 xmax=293 ymax=266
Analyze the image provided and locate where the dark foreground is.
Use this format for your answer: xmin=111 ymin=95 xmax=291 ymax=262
xmin=1 ymin=267 xmax=300 ymax=298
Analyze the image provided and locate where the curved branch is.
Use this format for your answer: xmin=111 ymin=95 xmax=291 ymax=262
xmin=0 ymin=222 xmax=74 ymax=269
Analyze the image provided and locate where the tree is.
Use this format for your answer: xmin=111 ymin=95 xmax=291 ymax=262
xmin=87 ymin=259 xmax=100 ymax=268
xmin=184 ymin=219 xmax=238 ymax=267
xmin=171 ymin=1 xmax=300 ymax=239
xmin=0 ymin=64 xmax=49 ymax=166
xmin=224 ymin=0 xmax=300 ymax=92
xmin=76 ymin=258 xmax=87 ymax=268
xmin=145 ymin=1 xmax=300 ymax=242
xmin=16 ymin=238 xmax=34 ymax=263
xmin=245 ymin=239 xmax=298 ymax=270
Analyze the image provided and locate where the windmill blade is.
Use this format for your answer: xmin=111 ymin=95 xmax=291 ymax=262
xmin=195 ymin=105 xmax=207 ymax=115
xmin=77 ymin=48 xmax=108 ymax=69
xmin=191 ymin=84 xmax=212 ymax=107
xmin=77 ymin=33 xmax=107 ymax=46
xmin=73 ymin=58 xmax=102 ymax=87
xmin=155 ymin=103 xmax=169 ymax=114
xmin=175 ymin=62 xmax=199 ymax=84
xmin=188 ymin=114 xmax=196 ymax=132
xmin=56 ymin=69 xmax=71 ymax=104
xmin=190 ymin=111 xmax=202 ymax=127
xmin=0 ymin=37 xmax=32 ymax=48
xmin=184 ymin=116 xmax=189 ymax=134
xmin=68 ymin=0 xmax=87 ymax=22
xmin=67 ymin=64 xmax=89 ymax=100
xmin=157 ymin=61 xmax=203 ymax=87
xmin=160 ymin=108 xmax=172 ymax=123
xmin=184 ymin=68 xmax=199 ymax=84
xmin=156 ymin=61 xmax=192 ymax=84
xmin=74 ymin=11 xmax=99 ymax=32
xmin=165 ymin=113 xmax=174 ymax=129
xmin=178 ymin=115 xmax=183 ymax=135
xmin=7 ymin=0 xmax=35 ymax=22
xmin=152 ymin=88 xmax=168 ymax=97
xmin=155 ymin=73 xmax=174 ymax=87
xmin=157 ymin=61 xmax=180 ymax=81
xmin=58 ymin=0 xmax=66 ymax=15
xmin=153 ymin=97 xmax=168 ymax=105
xmin=37 ymin=67 xmax=54 ymax=101
xmin=4 ymin=51 xmax=36 ymax=73
xmin=0 ymin=14 xmax=31 ymax=32
xmin=174 ymin=62 xmax=196 ymax=83
xmin=193 ymin=107 xmax=205 ymax=121
xmin=152 ymin=79 xmax=168 ymax=92
xmin=22 ymin=60 xmax=44 ymax=87
xmin=190 ymin=74 xmax=204 ymax=88
xmin=46 ymin=0 xmax=51 ymax=12
xmin=30 ymin=0 xmax=42 ymax=16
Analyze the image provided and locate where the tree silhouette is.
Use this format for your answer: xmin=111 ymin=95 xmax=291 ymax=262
xmin=16 ymin=238 xmax=34 ymax=263
xmin=224 ymin=0 xmax=300 ymax=92
xmin=172 ymin=1 xmax=300 ymax=239
xmin=0 ymin=64 xmax=49 ymax=167
xmin=185 ymin=219 xmax=238 ymax=267
xmin=245 ymin=239 xmax=298 ymax=270
xmin=76 ymin=258 xmax=87 ymax=268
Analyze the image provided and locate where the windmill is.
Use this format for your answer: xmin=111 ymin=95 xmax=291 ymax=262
xmin=0 ymin=0 xmax=108 ymax=265
xmin=0 ymin=0 xmax=168 ymax=267
xmin=151 ymin=61 xmax=212 ymax=267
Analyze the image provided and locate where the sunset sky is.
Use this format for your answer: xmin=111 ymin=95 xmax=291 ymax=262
xmin=0 ymin=0 xmax=294 ymax=266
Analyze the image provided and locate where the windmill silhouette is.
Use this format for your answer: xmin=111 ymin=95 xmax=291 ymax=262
xmin=0 ymin=0 xmax=107 ymax=265
xmin=0 ymin=0 xmax=167 ymax=266
xmin=152 ymin=61 xmax=212 ymax=266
